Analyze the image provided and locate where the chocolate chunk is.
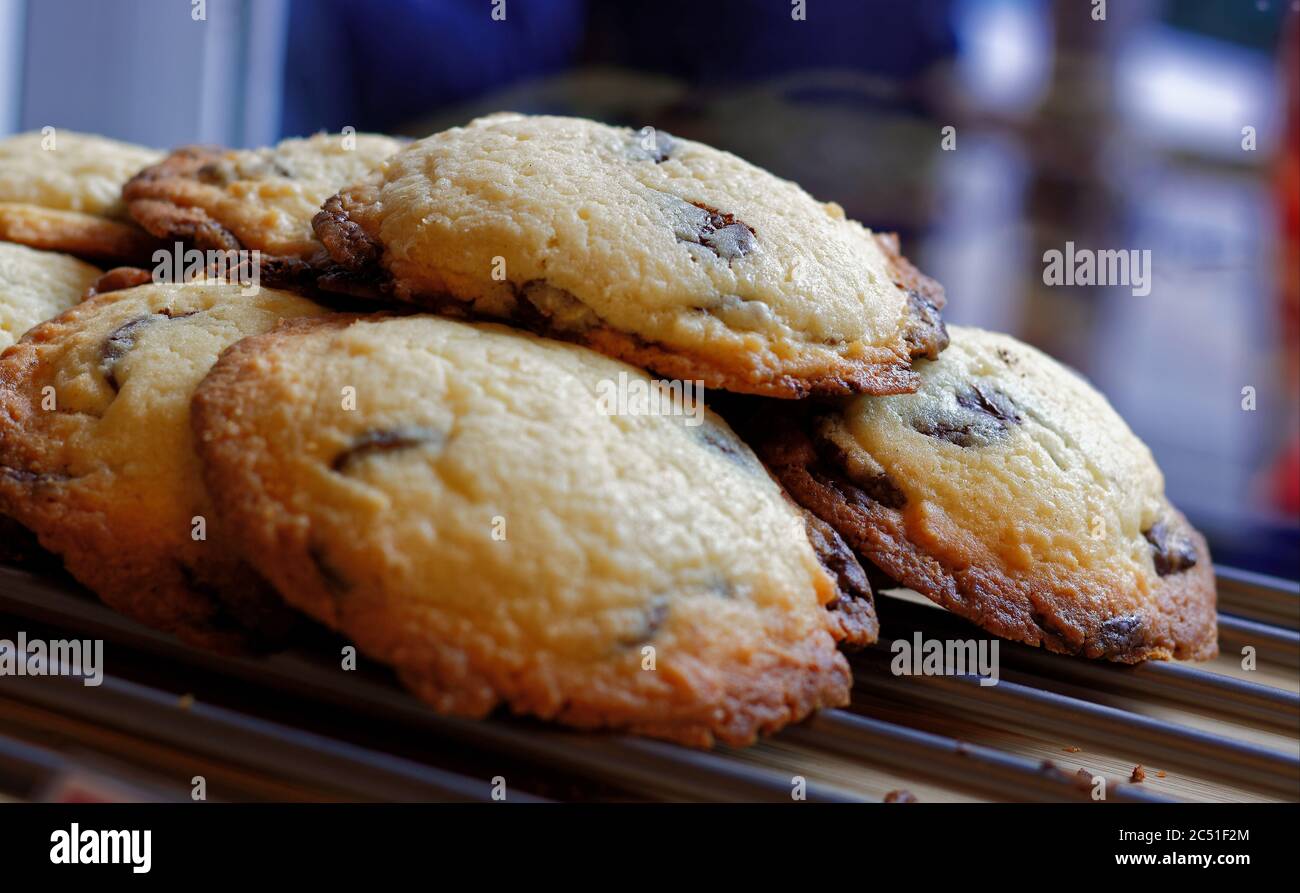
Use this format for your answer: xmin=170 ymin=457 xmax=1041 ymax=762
xmin=309 ymin=543 xmax=351 ymax=594
xmin=1143 ymin=521 xmax=1198 ymax=575
xmin=679 ymin=201 xmax=756 ymax=261
xmin=99 ymin=315 xmax=159 ymax=392
xmin=956 ymin=383 xmax=1022 ymax=426
xmin=813 ymin=435 xmax=907 ymax=510
xmin=618 ymin=597 xmax=669 ymax=647
xmin=1096 ymin=613 xmax=1146 ymax=652
xmin=331 ymin=426 xmax=444 ymax=473
xmin=803 ymin=510 xmax=874 ymax=613
xmin=902 ymin=289 xmax=948 ymax=360
xmin=912 ymin=383 xmax=1021 ymax=447
xmin=691 ymin=424 xmax=757 ymax=470
xmin=98 ymin=309 xmax=202 ymax=392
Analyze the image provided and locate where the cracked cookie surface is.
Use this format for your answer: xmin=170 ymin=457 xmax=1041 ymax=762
xmin=0 ymin=280 xmax=327 ymax=650
xmin=313 ymin=113 xmax=947 ymax=398
xmin=756 ymin=326 xmax=1216 ymax=663
xmin=0 ymin=130 xmax=162 ymax=262
xmin=191 ymin=314 xmax=876 ymax=745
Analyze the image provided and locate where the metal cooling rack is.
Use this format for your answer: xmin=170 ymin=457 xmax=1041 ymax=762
xmin=0 ymin=564 xmax=1296 ymax=802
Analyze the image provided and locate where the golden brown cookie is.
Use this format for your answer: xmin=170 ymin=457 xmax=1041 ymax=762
xmin=0 ymin=130 xmax=162 ymax=262
xmin=755 ymin=326 xmax=1216 ymax=663
xmin=312 ymin=113 xmax=947 ymax=398
xmin=192 ymin=314 xmax=876 ymax=745
xmin=123 ymin=133 xmax=406 ymax=284
xmin=0 ymin=280 xmax=327 ymax=650
xmin=0 ymin=241 xmax=102 ymax=352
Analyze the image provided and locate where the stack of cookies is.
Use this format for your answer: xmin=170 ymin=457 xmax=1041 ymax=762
xmin=0 ymin=116 xmax=1216 ymax=747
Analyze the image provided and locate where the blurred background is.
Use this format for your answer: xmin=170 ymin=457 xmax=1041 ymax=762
xmin=0 ymin=0 xmax=1296 ymax=576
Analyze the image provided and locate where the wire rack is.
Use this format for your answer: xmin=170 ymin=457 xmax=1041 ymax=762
xmin=0 ymin=564 xmax=1296 ymax=802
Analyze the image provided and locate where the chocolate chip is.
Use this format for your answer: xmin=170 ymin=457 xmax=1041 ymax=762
xmin=902 ymin=289 xmax=948 ymax=360
xmin=814 ymin=436 xmax=907 ymax=510
xmin=1096 ymin=613 xmax=1146 ymax=652
xmin=956 ymin=383 xmax=1022 ymax=426
xmin=98 ymin=310 xmax=201 ymax=392
xmin=1143 ymin=521 xmax=1198 ymax=575
xmin=331 ymin=426 xmax=444 ymax=473
xmin=803 ymin=510 xmax=874 ymax=614
xmin=99 ymin=315 xmax=159 ymax=392
xmin=996 ymin=347 xmax=1017 ymax=367
xmin=618 ymin=597 xmax=669 ymax=647
xmin=677 ymin=201 xmax=756 ymax=261
xmin=309 ymin=543 xmax=350 ymax=594
xmin=912 ymin=383 xmax=1022 ymax=447
xmin=691 ymin=424 xmax=757 ymax=470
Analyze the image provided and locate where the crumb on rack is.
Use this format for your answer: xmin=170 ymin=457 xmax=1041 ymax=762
xmin=884 ymin=789 xmax=918 ymax=803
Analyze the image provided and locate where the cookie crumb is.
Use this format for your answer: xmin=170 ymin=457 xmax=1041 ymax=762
xmin=1063 ymin=745 xmax=1081 ymax=753
xmin=177 ymin=693 xmax=195 ymax=710
xmin=1130 ymin=764 xmax=1145 ymax=783
xmin=1156 ymin=770 xmax=1166 ymax=779
xmin=884 ymin=789 xmax=917 ymax=803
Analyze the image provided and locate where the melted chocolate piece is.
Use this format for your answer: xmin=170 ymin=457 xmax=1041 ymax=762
xmin=956 ymin=383 xmax=1022 ymax=425
xmin=331 ymin=426 xmax=444 ymax=473
xmin=618 ymin=597 xmax=669 ymax=647
xmin=99 ymin=315 xmax=159 ymax=392
xmin=97 ymin=308 xmax=202 ymax=392
xmin=1143 ymin=521 xmax=1198 ymax=575
xmin=309 ymin=543 xmax=351 ymax=594
xmin=913 ymin=383 xmax=1022 ymax=447
xmin=902 ymin=290 xmax=948 ymax=360
xmin=1095 ymin=613 xmax=1146 ymax=653
xmin=815 ymin=435 xmax=907 ymax=510
xmin=680 ymin=201 xmax=756 ymax=261
xmin=691 ymin=424 xmax=756 ymax=470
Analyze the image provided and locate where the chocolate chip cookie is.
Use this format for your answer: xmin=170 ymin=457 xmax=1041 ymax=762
xmin=0 ymin=130 xmax=162 ymax=262
xmin=0 ymin=242 xmax=102 ymax=351
xmin=312 ymin=113 xmax=947 ymax=398
xmin=756 ymin=326 xmax=1216 ymax=663
xmin=191 ymin=314 xmax=877 ymax=745
xmin=124 ymin=132 xmax=406 ymax=283
xmin=0 ymin=280 xmax=327 ymax=650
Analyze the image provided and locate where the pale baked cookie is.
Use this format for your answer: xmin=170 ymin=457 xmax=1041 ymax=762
xmin=757 ymin=326 xmax=1216 ymax=663
xmin=124 ymin=133 xmax=407 ymax=282
xmin=312 ymin=113 xmax=947 ymax=398
xmin=0 ymin=130 xmax=162 ymax=261
xmin=0 ymin=280 xmax=327 ymax=650
xmin=0 ymin=242 xmax=102 ymax=351
xmin=191 ymin=314 xmax=877 ymax=745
